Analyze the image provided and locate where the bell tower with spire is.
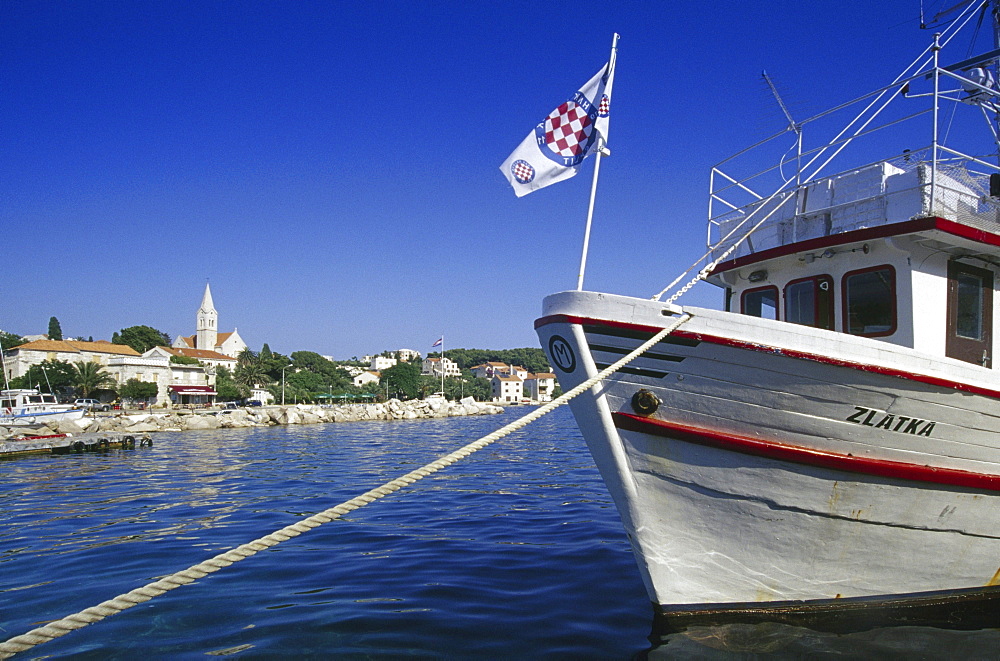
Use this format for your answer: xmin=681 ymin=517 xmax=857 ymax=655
xmin=196 ymin=282 xmax=218 ymax=351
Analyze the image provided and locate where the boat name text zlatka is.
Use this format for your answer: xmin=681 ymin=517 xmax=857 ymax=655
xmin=845 ymin=407 xmax=936 ymax=437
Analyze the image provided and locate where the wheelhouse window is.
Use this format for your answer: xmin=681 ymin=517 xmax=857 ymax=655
xmin=741 ymin=286 xmax=779 ymax=320
xmin=785 ymin=275 xmax=834 ymax=330
xmin=843 ymin=266 xmax=896 ymax=337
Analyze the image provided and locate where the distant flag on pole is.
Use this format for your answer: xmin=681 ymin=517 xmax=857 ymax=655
xmin=431 ymin=337 xmax=443 ymax=348
xmin=500 ymin=59 xmax=616 ymax=197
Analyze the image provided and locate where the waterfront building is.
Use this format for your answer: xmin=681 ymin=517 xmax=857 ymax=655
xmin=470 ymin=362 xmax=508 ymax=379
xmin=172 ymin=283 xmax=248 ymax=359
xmin=4 ymin=339 xmax=141 ymax=381
xmin=491 ymin=374 xmax=523 ymax=403
xmin=353 ymin=371 xmax=380 ymax=387
xmin=524 ymin=372 xmax=557 ymax=402
xmin=422 ymin=356 xmax=461 ymax=378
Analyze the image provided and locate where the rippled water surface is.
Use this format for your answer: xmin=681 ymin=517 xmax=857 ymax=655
xmin=2 ymin=408 xmax=654 ymax=659
xmin=7 ymin=407 xmax=1000 ymax=660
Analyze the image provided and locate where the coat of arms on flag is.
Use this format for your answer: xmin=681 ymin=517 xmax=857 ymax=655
xmin=500 ymin=60 xmax=616 ymax=197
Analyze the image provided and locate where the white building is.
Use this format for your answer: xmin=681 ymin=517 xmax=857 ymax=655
xmin=4 ymin=339 xmax=142 ymax=381
xmin=524 ymin=372 xmax=556 ymax=402
xmin=470 ymin=362 xmax=507 ymax=379
xmin=370 ymin=356 xmax=397 ymax=371
xmin=4 ymin=339 xmax=221 ymax=407
xmin=172 ymin=283 xmax=249 ymax=359
xmin=422 ymin=356 xmax=461 ymax=377
xmin=353 ymin=371 xmax=380 ymax=387
xmin=396 ymin=348 xmax=421 ymax=362
xmin=492 ymin=375 xmax=523 ymax=403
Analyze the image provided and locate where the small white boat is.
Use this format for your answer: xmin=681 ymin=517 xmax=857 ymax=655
xmin=538 ymin=0 xmax=1000 ymax=633
xmin=0 ymin=389 xmax=86 ymax=427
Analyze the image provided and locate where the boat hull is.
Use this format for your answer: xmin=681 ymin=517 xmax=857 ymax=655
xmin=536 ymin=290 xmax=1000 ymax=625
xmin=0 ymin=408 xmax=86 ymax=427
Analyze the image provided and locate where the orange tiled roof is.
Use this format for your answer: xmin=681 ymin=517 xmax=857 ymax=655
xmin=13 ymin=339 xmax=140 ymax=356
xmin=161 ymin=346 xmax=235 ymax=362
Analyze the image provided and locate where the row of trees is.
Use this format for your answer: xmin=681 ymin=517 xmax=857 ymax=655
xmin=425 ymin=347 xmax=550 ymax=373
xmin=4 ymin=358 xmax=156 ymax=401
xmin=3 ymin=320 xmax=550 ymax=404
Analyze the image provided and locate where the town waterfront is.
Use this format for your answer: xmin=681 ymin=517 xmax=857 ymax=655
xmin=6 ymin=406 xmax=1000 ymax=659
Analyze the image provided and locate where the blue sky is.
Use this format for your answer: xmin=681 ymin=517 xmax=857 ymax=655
xmin=2 ymin=1 xmax=964 ymax=358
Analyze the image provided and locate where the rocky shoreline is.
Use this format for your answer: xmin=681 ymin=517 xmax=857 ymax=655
xmin=0 ymin=397 xmax=505 ymax=441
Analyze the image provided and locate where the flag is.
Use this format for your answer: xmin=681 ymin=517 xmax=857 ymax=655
xmin=500 ymin=61 xmax=615 ymax=197
xmin=431 ymin=337 xmax=443 ymax=347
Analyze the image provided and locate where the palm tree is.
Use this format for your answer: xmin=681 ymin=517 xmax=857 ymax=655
xmin=234 ymin=349 xmax=270 ymax=391
xmin=72 ymin=361 xmax=116 ymax=397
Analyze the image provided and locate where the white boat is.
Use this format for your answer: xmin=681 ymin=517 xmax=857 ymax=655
xmin=537 ymin=1 xmax=1000 ymax=633
xmin=0 ymin=389 xmax=86 ymax=427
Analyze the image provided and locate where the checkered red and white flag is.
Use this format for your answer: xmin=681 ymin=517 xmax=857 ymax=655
xmin=500 ymin=62 xmax=615 ymax=197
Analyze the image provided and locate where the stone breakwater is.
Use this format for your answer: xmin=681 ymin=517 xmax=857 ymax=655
xmin=0 ymin=397 xmax=505 ymax=441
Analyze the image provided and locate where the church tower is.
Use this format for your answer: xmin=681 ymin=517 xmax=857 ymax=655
xmin=196 ymin=282 xmax=218 ymax=351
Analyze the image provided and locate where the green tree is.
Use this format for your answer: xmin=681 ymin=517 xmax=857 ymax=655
xmin=8 ymin=359 xmax=76 ymax=393
xmin=170 ymin=354 xmax=200 ymax=365
xmin=113 ymin=325 xmax=171 ymax=353
xmin=0 ymin=331 xmax=24 ymax=351
xmin=427 ymin=347 xmax=550 ymax=373
xmin=214 ymin=366 xmax=247 ymax=401
xmin=72 ymin=362 xmax=116 ymax=397
xmin=235 ymin=349 xmax=271 ymax=391
xmin=48 ymin=317 xmax=63 ymax=341
xmin=381 ymin=361 xmax=421 ymax=400
xmin=119 ymin=379 xmax=158 ymax=401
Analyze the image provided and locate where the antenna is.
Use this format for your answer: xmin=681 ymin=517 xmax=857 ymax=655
xmin=761 ymin=70 xmax=800 ymax=134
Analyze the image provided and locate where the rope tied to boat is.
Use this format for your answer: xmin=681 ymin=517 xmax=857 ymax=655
xmin=0 ymin=312 xmax=691 ymax=659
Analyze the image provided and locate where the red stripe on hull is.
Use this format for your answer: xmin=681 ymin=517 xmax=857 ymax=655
xmin=534 ymin=314 xmax=1000 ymax=400
xmin=613 ymin=411 xmax=1000 ymax=492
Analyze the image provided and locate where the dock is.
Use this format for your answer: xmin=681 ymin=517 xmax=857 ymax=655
xmin=0 ymin=432 xmax=153 ymax=459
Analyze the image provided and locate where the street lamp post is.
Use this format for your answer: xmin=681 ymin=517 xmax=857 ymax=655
xmin=281 ymin=364 xmax=291 ymax=406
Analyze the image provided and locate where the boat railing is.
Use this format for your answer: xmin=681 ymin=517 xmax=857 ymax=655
xmin=708 ymin=152 xmax=1000 ymax=262
xmin=705 ymin=1 xmax=1000 ymax=265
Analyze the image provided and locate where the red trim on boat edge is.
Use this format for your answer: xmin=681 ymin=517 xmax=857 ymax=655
xmin=613 ymin=411 xmax=1000 ymax=491
xmin=534 ymin=313 xmax=1000 ymax=401
xmin=710 ymin=216 xmax=1000 ymax=274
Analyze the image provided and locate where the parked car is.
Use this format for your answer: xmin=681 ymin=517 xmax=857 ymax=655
xmin=74 ymin=398 xmax=111 ymax=412
xmin=246 ymin=400 xmax=262 ymax=407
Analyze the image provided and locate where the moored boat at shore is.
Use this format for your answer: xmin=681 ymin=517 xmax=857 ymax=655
xmin=538 ymin=1 xmax=1000 ymax=632
xmin=0 ymin=389 xmax=86 ymax=427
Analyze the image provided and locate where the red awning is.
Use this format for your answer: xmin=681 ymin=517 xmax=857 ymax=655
xmin=169 ymin=385 xmax=218 ymax=395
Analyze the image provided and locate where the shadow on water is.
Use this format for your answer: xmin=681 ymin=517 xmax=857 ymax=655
xmin=641 ymin=621 xmax=1000 ymax=660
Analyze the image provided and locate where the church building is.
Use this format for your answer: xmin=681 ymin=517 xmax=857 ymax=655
xmin=172 ymin=283 xmax=248 ymax=359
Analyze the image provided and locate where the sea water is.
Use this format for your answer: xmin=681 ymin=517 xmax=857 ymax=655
xmin=4 ymin=407 xmax=1000 ymax=660
xmin=1 ymin=407 xmax=652 ymax=659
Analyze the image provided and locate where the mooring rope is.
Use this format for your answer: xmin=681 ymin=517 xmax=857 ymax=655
xmin=0 ymin=313 xmax=692 ymax=659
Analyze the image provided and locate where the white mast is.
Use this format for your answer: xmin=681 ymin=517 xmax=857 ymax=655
xmin=576 ymin=33 xmax=619 ymax=291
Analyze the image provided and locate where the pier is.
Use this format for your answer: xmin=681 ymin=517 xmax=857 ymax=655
xmin=0 ymin=431 xmax=153 ymax=458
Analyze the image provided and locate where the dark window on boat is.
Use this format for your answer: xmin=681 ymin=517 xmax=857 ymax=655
xmin=741 ymin=286 xmax=779 ymax=320
xmin=947 ymin=261 xmax=993 ymax=367
xmin=843 ymin=266 xmax=896 ymax=337
xmin=784 ymin=275 xmax=834 ymax=330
